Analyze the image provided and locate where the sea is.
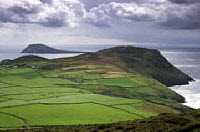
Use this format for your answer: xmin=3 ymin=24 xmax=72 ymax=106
xmin=0 ymin=44 xmax=199 ymax=109
xmin=161 ymin=47 xmax=200 ymax=109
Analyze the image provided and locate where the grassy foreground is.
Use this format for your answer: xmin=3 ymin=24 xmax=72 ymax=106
xmin=4 ymin=109 xmax=200 ymax=132
xmin=0 ymin=65 xmax=187 ymax=130
xmin=0 ymin=46 xmax=193 ymax=131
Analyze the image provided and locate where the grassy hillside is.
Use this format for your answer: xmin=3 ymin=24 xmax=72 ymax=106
xmin=0 ymin=46 xmax=193 ymax=131
xmin=66 ymin=46 xmax=192 ymax=86
xmin=0 ymin=55 xmax=48 ymax=66
xmin=5 ymin=46 xmax=192 ymax=86
xmin=5 ymin=109 xmax=200 ymax=132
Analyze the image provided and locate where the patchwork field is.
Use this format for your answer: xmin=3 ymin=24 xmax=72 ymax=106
xmin=0 ymin=64 xmax=186 ymax=130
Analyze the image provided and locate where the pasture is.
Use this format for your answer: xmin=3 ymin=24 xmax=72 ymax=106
xmin=0 ymin=66 xmax=181 ymax=130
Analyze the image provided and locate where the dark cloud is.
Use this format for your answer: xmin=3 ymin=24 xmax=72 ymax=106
xmin=42 ymin=15 xmax=66 ymax=27
xmin=0 ymin=1 xmax=41 ymax=24
xmin=8 ymin=5 xmax=40 ymax=15
xmin=0 ymin=0 xmax=86 ymax=27
xmin=7 ymin=4 xmax=41 ymax=22
xmin=40 ymin=0 xmax=53 ymax=4
xmin=0 ymin=0 xmax=199 ymax=29
xmin=169 ymin=0 xmax=200 ymax=4
xmin=164 ymin=0 xmax=200 ymax=29
xmin=162 ymin=3 xmax=200 ymax=29
xmin=80 ymin=0 xmax=134 ymax=10
xmin=86 ymin=1 xmax=200 ymax=29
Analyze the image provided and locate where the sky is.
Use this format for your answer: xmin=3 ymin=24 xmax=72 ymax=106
xmin=0 ymin=0 xmax=199 ymax=48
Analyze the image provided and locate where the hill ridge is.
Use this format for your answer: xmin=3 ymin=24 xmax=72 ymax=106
xmin=70 ymin=46 xmax=193 ymax=86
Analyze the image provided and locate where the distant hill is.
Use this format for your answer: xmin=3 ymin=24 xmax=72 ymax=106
xmin=12 ymin=55 xmax=48 ymax=63
xmin=21 ymin=44 xmax=86 ymax=54
xmin=0 ymin=55 xmax=48 ymax=66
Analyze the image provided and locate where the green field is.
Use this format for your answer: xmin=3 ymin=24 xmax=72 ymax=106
xmin=0 ymin=65 xmax=185 ymax=130
xmin=1 ymin=104 xmax=142 ymax=126
xmin=0 ymin=113 xmax=23 ymax=128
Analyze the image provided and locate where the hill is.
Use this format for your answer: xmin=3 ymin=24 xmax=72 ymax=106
xmin=0 ymin=46 xmax=194 ymax=131
xmin=0 ymin=55 xmax=48 ymax=66
xmin=12 ymin=55 xmax=48 ymax=63
xmin=21 ymin=44 xmax=86 ymax=54
xmin=50 ymin=46 xmax=193 ymax=86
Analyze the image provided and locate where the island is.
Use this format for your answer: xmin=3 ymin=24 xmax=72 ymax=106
xmin=0 ymin=46 xmax=197 ymax=132
xmin=21 ymin=44 xmax=87 ymax=54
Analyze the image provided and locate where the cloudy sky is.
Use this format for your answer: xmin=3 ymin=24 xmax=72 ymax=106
xmin=0 ymin=0 xmax=199 ymax=47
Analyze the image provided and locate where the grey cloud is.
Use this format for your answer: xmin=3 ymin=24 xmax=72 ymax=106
xmin=7 ymin=3 xmax=42 ymax=22
xmin=0 ymin=0 xmax=199 ymax=29
xmin=0 ymin=0 xmax=85 ymax=27
xmin=86 ymin=1 xmax=200 ymax=29
xmin=42 ymin=17 xmax=66 ymax=27
xmin=0 ymin=1 xmax=42 ymax=24
xmin=85 ymin=2 xmax=165 ymax=27
xmin=162 ymin=3 xmax=200 ymax=29
xmin=39 ymin=0 xmax=53 ymax=4
xmin=8 ymin=4 xmax=41 ymax=15
xmin=80 ymin=0 xmax=134 ymax=10
xmin=169 ymin=0 xmax=200 ymax=4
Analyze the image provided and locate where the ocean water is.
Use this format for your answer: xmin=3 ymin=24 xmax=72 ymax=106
xmin=0 ymin=45 xmax=116 ymax=62
xmin=0 ymin=45 xmax=199 ymax=109
xmin=161 ymin=49 xmax=200 ymax=109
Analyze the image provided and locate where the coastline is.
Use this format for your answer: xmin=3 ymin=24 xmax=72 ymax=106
xmin=1 ymin=49 xmax=199 ymax=110
xmin=169 ymin=79 xmax=200 ymax=109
